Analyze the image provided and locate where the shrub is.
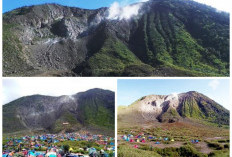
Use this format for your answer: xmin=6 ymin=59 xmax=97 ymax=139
xmin=63 ymin=145 xmax=70 ymax=153
xmin=224 ymin=144 xmax=229 ymax=149
xmin=207 ymin=142 xmax=224 ymax=150
xmin=178 ymin=145 xmax=207 ymax=157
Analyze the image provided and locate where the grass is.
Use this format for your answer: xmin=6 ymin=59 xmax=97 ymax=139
xmin=3 ymin=23 xmax=34 ymax=76
xmin=118 ymin=121 xmax=229 ymax=156
xmin=77 ymin=96 xmax=115 ymax=130
xmin=208 ymin=150 xmax=229 ymax=157
xmin=118 ymin=144 xmax=161 ymax=157
xmin=88 ymin=37 xmax=142 ymax=76
xmin=118 ymin=143 xmax=210 ymax=157
xmin=51 ymin=111 xmax=82 ymax=133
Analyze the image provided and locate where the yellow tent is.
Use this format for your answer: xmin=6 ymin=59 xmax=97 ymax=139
xmin=171 ymin=139 xmax=174 ymax=142
xmin=69 ymin=148 xmax=74 ymax=151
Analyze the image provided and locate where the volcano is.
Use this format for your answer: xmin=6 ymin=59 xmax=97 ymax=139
xmin=3 ymin=88 xmax=115 ymax=135
xmin=3 ymin=0 xmax=229 ymax=76
xmin=118 ymin=91 xmax=229 ymax=125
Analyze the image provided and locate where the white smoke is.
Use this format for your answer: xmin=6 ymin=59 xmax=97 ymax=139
xmin=107 ymin=0 xmax=148 ymax=20
xmin=68 ymin=95 xmax=75 ymax=101
xmin=166 ymin=93 xmax=179 ymax=101
xmin=60 ymin=95 xmax=75 ymax=103
xmin=171 ymin=93 xmax=179 ymax=99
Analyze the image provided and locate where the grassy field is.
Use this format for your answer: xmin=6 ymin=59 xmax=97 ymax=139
xmin=117 ymin=121 xmax=229 ymax=157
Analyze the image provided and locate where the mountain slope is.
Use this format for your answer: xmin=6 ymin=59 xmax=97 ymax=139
xmin=3 ymin=0 xmax=229 ymax=76
xmin=3 ymin=88 xmax=115 ymax=134
xmin=118 ymin=91 xmax=229 ymax=126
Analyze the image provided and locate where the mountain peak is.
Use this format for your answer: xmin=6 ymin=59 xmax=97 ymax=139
xmin=119 ymin=91 xmax=229 ymax=125
xmin=3 ymin=89 xmax=115 ymax=135
xmin=3 ymin=0 xmax=229 ymax=76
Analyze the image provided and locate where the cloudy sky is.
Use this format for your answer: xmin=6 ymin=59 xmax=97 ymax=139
xmin=117 ymin=79 xmax=230 ymax=110
xmin=2 ymin=78 xmax=116 ymax=105
xmin=3 ymin=0 xmax=231 ymax=13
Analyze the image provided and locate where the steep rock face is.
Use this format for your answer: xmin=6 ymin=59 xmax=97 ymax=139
xmin=3 ymin=89 xmax=115 ymax=134
xmin=3 ymin=0 xmax=229 ymax=76
xmin=118 ymin=91 xmax=229 ymax=125
xmin=3 ymin=4 xmax=107 ymax=76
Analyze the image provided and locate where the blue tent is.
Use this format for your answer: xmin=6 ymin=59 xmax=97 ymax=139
xmin=104 ymin=153 xmax=109 ymax=157
xmin=126 ymin=137 xmax=130 ymax=142
xmin=164 ymin=138 xmax=168 ymax=141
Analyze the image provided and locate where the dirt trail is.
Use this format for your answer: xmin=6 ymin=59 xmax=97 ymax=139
xmin=205 ymin=137 xmax=224 ymax=140
xmin=194 ymin=142 xmax=212 ymax=154
xmin=148 ymin=141 xmax=184 ymax=149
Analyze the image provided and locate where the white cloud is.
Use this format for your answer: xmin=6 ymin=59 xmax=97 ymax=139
xmin=107 ymin=0 xmax=144 ymax=20
xmin=208 ymin=79 xmax=220 ymax=90
xmin=139 ymin=0 xmax=149 ymax=2
xmin=194 ymin=0 xmax=231 ymax=13
xmin=2 ymin=78 xmax=116 ymax=105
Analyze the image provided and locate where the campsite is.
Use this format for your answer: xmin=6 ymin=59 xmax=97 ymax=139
xmin=117 ymin=80 xmax=230 ymax=157
xmin=2 ymin=132 xmax=115 ymax=157
xmin=117 ymin=122 xmax=230 ymax=157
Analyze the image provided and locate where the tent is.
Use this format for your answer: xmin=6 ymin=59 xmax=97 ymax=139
xmin=69 ymin=148 xmax=74 ymax=152
xmin=89 ymin=148 xmax=98 ymax=157
xmin=171 ymin=139 xmax=174 ymax=142
xmin=191 ymin=140 xmax=199 ymax=143
xmin=126 ymin=137 xmax=130 ymax=142
xmin=129 ymin=139 xmax=134 ymax=143
xmin=123 ymin=135 xmax=127 ymax=140
xmin=164 ymin=138 xmax=168 ymax=141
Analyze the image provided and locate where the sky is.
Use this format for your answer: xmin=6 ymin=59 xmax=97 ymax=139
xmin=117 ymin=79 xmax=230 ymax=110
xmin=2 ymin=0 xmax=231 ymax=13
xmin=2 ymin=78 xmax=116 ymax=105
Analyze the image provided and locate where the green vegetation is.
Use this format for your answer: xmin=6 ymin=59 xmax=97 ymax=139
xmin=182 ymin=97 xmax=205 ymax=119
xmin=3 ymin=98 xmax=27 ymax=133
xmin=3 ymin=23 xmax=33 ymax=76
xmin=52 ymin=111 xmax=82 ymax=133
xmin=118 ymin=144 xmax=161 ymax=157
xmin=126 ymin=1 xmax=229 ymax=76
xmin=2 ymin=0 xmax=229 ymax=76
xmin=159 ymin=108 xmax=180 ymax=122
xmin=156 ymin=145 xmax=207 ymax=157
xmin=118 ymin=144 xmax=210 ymax=157
xmin=88 ymin=37 xmax=143 ymax=76
xmin=77 ymin=93 xmax=114 ymax=130
xmin=208 ymin=150 xmax=230 ymax=157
